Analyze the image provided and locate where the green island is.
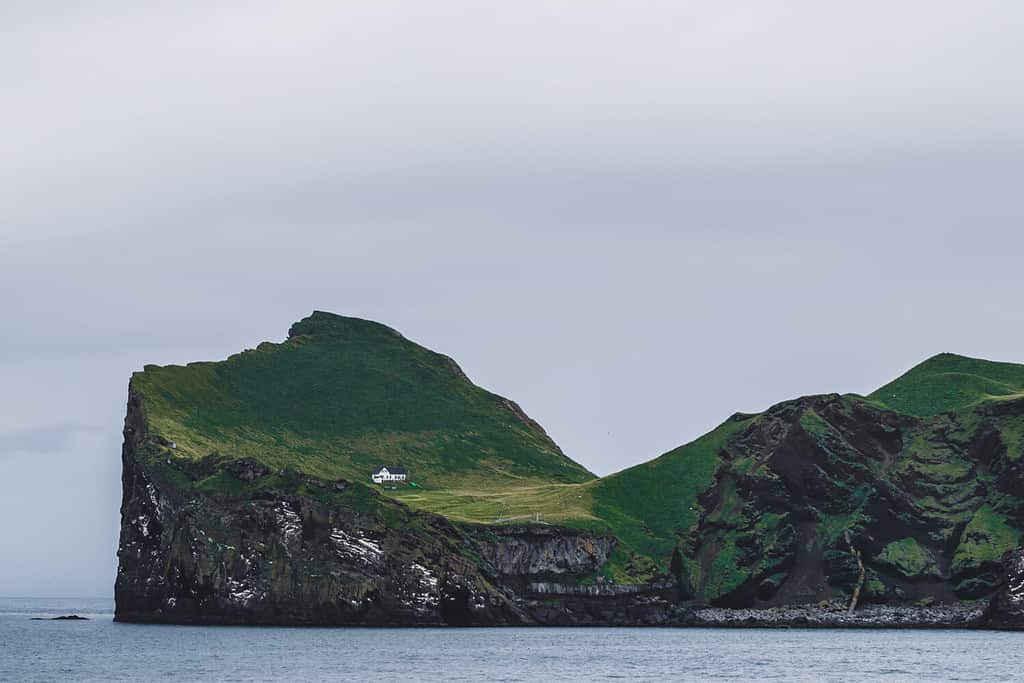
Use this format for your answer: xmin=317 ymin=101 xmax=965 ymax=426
xmin=126 ymin=312 xmax=1024 ymax=607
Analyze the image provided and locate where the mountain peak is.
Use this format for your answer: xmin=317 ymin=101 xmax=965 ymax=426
xmin=287 ymin=311 xmax=404 ymax=341
xmin=869 ymin=352 xmax=1024 ymax=416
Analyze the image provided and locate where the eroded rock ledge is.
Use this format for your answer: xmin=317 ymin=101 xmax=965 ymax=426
xmin=474 ymin=526 xmax=615 ymax=577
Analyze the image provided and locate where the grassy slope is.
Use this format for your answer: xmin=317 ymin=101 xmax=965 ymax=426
xmin=392 ymin=482 xmax=599 ymax=526
xmin=869 ymin=352 xmax=1024 ymax=417
xmin=133 ymin=311 xmax=594 ymax=492
xmin=585 ymin=416 xmax=755 ymax=563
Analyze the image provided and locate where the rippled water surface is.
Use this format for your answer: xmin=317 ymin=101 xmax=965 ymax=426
xmin=2 ymin=597 xmax=1022 ymax=681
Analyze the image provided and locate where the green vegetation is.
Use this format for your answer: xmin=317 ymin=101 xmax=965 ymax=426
xmin=869 ymin=353 xmax=1024 ymax=417
xmin=703 ymin=529 xmax=746 ymax=599
xmin=987 ymin=415 xmax=1024 ymax=461
xmin=873 ymin=538 xmax=940 ymax=579
xmin=586 ymin=416 xmax=754 ymax=573
xmin=863 ymin=570 xmax=887 ymax=602
xmin=816 ymin=484 xmax=872 ymax=549
xmin=895 ymin=434 xmax=973 ymax=484
xmin=390 ymin=481 xmax=599 ymax=525
xmin=952 ymin=506 xmax=1020 ymax=576
xmin=799 ymin=409 xmax=832 ymax=439
xmin=133 ymin=312 xmax=593 ymax=493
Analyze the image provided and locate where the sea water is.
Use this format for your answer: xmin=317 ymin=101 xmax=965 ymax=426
xmin=1 ymin=597 xmax=1022 ymax=682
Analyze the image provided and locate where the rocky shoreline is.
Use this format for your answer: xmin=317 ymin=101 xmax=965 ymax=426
xmin=511 ymin=594 xmax=996 ymax=629
xmin=685 ymin=602 xmax=984 ymax=628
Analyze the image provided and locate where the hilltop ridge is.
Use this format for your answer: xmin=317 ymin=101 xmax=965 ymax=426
xmin=869 ymin=352 xmax=1024 ymax=416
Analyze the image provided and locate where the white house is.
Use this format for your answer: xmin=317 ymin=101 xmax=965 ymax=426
xmin=371 ymin=466 xmax=408 ymax=484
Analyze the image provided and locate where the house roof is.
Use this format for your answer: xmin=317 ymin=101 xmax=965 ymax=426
xmin=372 ymin=466 xmax=407 ymax=475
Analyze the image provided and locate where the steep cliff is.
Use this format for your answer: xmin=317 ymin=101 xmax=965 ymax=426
xmin=115 ymin=386 xmax=616 ymax=625
xmin=595 ymin=389 xmax=1024 ymax=607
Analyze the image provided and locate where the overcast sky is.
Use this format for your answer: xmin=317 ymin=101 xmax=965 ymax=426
xmin=3 ymin=1 xmax=1024 ymax=597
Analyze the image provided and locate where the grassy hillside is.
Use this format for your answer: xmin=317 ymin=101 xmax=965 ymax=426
xmin=869 ymin=352 xmax=1024 ymax=417
xmin=132 ymin=311 xmax=594 ymax=490
xmin=585 ymin=416 xmax=755 ymax=569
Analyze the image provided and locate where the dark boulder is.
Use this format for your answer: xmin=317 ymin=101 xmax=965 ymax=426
xmin=981 ymin=548 xmax=1024 ymax=629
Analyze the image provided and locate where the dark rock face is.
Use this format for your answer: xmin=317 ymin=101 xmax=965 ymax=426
xmin=528 ymin=581 xmax=671 ymax=597
xmin=981 ymin=548 xmax=1024 ymax=629
xmin=116 ymin=394 xmax=514 ymax=625
xmin=475 ymin=526 xmax=615 ymax=577
xmin=676 ymin=392 xmax=1024 ymax=608
xmin=223 ymin=458 xmax=271 ymax=482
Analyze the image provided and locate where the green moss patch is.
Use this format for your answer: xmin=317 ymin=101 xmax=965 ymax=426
xmin=873 ymin=538 xmax=941 ymax=580
xmin=952 ymin=506 xmax=1021 ymax=578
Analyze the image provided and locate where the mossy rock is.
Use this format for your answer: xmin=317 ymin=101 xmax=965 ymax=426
xmin=862 ymin=569 xmax=888 ymax=603
xmin=823 ymin=549 xmax=860 ymax=586
xmin=757 ymin=572 xmax=788 ymax=600
xmin=955 ymin=574 xmax=998 ymax=599
xmin=873 ymin=538 xmax=941 ymax=580
xmin=952 ymin=507 xmax=1021 ymax=579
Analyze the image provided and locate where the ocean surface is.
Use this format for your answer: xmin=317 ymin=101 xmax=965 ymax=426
xmin=2 ymin=597 xmax=1022 ymax=682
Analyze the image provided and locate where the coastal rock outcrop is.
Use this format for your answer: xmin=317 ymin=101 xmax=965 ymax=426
xmin=981 ymin=548 xmax=1024 ymax=629
xmin=115 ymin=389 xmax=619 ymax=626
xmin=475 ymin=526 xmax=615 ymax=577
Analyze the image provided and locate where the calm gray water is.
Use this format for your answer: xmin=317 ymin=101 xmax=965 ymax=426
xmin=1 ymin=597 xmax=1022 ymax=682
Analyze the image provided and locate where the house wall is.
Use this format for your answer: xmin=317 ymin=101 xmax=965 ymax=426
xmin=371 ymin=471 xmax=407 ymax=483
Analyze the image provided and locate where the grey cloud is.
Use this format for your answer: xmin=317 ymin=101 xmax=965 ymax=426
xmin=0 ymin=424 xmax=102 ymax=458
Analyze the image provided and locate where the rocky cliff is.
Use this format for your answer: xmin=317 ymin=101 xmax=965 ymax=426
xmin=980 ymin=548 xmax=1024 ymax=629
xmin=589 ymin=389 xmax=1024 ymax=608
